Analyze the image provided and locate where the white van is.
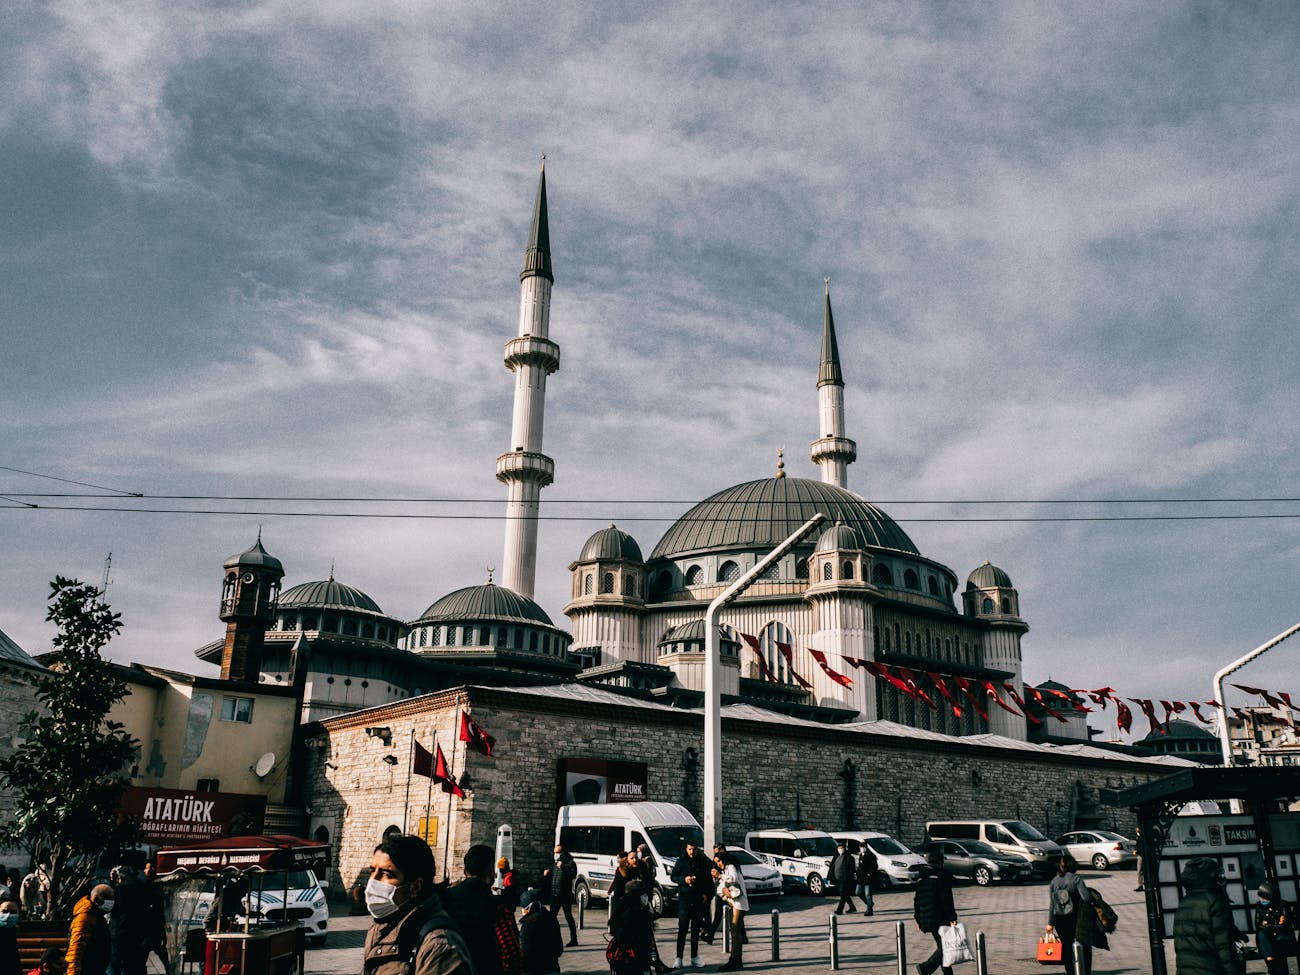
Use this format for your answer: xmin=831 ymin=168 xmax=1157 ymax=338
xmin=831 ymin=831 xmax=924 ymax=888
xmin=743 ymin=829 xmax=839 ymax=896
xmin=556 ymin=802 xmax=703 ymax=916
xmin=925 ymin=819 xmax=1062 ymax=878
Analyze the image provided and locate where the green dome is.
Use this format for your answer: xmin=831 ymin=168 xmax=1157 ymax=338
xmin=814 ymin=522 xmax=864 ymax=553
xmin=1139 ymin=718 xmax=1218 ymax=743
xmin=579 ymin=524 xmax=644 ymax=563
xmin=279 ymin=580 xmax=384 ymax=615
xmin=967 ymin=561 xmax=1013 ymax=589
xmin=649 ymin=477 xmax=918 ymax=561
xmin=416 ymin=584 xmax=554 ymax=626
xmin=223 ymin=537 xmax=283 ymax=575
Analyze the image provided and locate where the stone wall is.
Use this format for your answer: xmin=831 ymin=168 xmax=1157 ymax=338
xmin=307 ymin=685 xmax=1177 ymax=898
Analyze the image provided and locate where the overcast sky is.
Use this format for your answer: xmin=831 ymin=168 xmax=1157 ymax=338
xmin=3 ymin=1 xmax=1298 ymax=740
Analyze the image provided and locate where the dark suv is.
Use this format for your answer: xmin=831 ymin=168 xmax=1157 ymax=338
xmin=919 ymin=839 xmax=1033 ymax=886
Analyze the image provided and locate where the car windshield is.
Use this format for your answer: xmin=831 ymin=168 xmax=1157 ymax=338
xmin=1095 ymin=831 xmax=1128 ymax=842
xmin=728 ymin=850 xmax=761 ymax=866
xmin=963 ymin=841 xmax=999 ymax=856
xmin=796 ymin=836 xmax=840 ymax=858
xmin=252 ymin=870 xmax=317 ymax=893
xmin=648 ymin=826 xmax=704 ymax=860
xmin=1004 ymin=821 xmax=1048 ymax=842
xmin=866 ymin=837 xmax=909 ymax=856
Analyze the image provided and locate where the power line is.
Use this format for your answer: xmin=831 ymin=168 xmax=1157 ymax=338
xmin=0 ymin=465 xmax=142 ymax=497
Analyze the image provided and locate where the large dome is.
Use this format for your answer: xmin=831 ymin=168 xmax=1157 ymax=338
xmin=649 ymin=477 xmax=918 ymax=561
xmin=279 ymin=579 xmax=384 ymax=614
xmin=415 ymin=583 xmax=554 ymax=625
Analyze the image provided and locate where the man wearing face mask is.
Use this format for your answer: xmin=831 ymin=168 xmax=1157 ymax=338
xmin=1 ymin=899 xmax=21 ymax=975
xmin=362 ymin=834 xmax=473 ymax=975
xmin=542 ymin=846 xmax=578 ymax=948
xmin=66 ymin=884 xmax=114 ymax=975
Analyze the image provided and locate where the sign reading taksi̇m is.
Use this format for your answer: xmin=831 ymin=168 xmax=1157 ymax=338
xmin=119 ymin=786 xmax=267 ymax=844
xmin=557 ymin=758 xmax=648 ymax=806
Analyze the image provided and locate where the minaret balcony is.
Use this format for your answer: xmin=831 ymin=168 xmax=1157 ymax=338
xmin=495 ymin=449 xmax=555 ymax=485
xmin=504 ymin=336 xmax=560 ymax=374
xmin=810 ymin=435 xmax=858 ymax=464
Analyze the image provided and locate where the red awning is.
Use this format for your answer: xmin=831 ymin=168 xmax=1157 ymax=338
xmin=154 ymin=834 xmax=330 ymax=876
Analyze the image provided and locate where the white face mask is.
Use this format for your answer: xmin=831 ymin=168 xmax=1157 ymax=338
xmin=99 ymin=899 xmax=115 ymax=915
xmin=365 ymin=878 xmax=406 ymax=920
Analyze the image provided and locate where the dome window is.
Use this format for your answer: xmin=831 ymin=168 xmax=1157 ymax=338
xmin=601 ymin=572 xmax=615 ymax=594
xmin=903 ymin=568 xmax=919 ymax=590
xmin=343 ymin=618 xmax=358 ymax=636
xmin=796 ymin=558 xmax=809 ymax=580
xmin=685 ymin=565 xmax=703 ymax=587
xmin=758 ymin=561 xmax=779 ymax=581
xmin=362 ymin=622 xmax=374 ymax=639
xmin=529 ymin=631 xmax=539 ymax=651
xmin=623 ymin=575 xmax=637 ymax=597
xmin=1001 ymin=597 xmax=1012 ymax=614
xmin=430 ymin=627 xmax=441 ymax=647
xmin=583 ymin=574 xmax=593 ymax=595
xmin=982 ymin=597 xmax=994 ymax=614
xmin=842 ymin=560 xmax=854 ymax=580
xmin=873 ymin=564 xmax=893 ymax=585
xmin=823 ymin=562 xmax=833 ymax=581
xmin=927 ymin=577 xmax=939 ymax=596
xmin=419 ymin=629 xmax=427 ymax=648
xmin=718 ymin=561 xmax=740 ymax=583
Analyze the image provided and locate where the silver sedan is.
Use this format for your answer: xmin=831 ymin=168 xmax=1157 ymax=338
xmin=1054 ymin=830 xmax=1137 ymax=870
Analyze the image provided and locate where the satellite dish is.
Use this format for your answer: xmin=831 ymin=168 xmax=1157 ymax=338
xmin=254 ymin=752 xmax=276 ymax=778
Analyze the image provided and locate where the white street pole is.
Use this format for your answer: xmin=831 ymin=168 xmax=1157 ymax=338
xmin=1212 ymin=620 xmax=1300 ymax=767
xmin=704 ymin=513 xmax=826 ymax=852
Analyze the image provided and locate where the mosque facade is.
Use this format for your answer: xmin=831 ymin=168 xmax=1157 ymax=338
xmin=198 ymin=165 xmax=1047 ymax=745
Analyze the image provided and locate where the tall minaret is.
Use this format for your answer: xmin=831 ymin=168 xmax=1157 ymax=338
xmin=809 ymin=279 xmax=857 ymax=488
xmin=496 ymin=162 xmax=560 ymax=598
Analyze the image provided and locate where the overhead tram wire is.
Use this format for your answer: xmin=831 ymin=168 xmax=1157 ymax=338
xmin=0 ymin=465 xmax=143 ymax=497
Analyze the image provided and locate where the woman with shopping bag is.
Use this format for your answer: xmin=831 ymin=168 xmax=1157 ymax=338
xmin=1046 ymin=854 xmax=1106 ymax=975
xmin=914 ymin=850 xmax=960 ymax=975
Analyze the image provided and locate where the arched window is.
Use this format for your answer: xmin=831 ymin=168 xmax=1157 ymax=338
xmin=823 ymin=561 xmax=834 ymax=581
xmin=583 ymin=573 xmax=593 ymax=595
xmin=601 ymin=572 xmax=615 ymax=594
xmin=842 ymin=560 xmax=854 ymax=580
xmin=882 ymin=626 xmax=891 ymax=651
xmin=419 ymin=628 xmax=427 ymax=648
xmin=796 ymin=558 xmax=810 ymax=580
xmin=718 ymin=561 xmax=740 ymax=583
xmin=927 ymin=577 xmax=939 ymax=596
xmin=684 ymin=565 xmax=703 ymax=586
xmin=873 ymin=564 xmax=893 ymax=585
xmin=362 ymin=622 xmax=374 ymax=639
xmin=758 ymin=561 xmax=780 ymax=581
xmin=1001 ymin=597 xmax=1011 ymax=614
xmin=903 ymin=568 xmax=919 ymax=590
xmin=982 ymin=597 xmax=994 ymax=614
xmin=623 ymin=575 xmax=637 ymax=597
xmin=342 ymin=617 xmax=358 ymax=636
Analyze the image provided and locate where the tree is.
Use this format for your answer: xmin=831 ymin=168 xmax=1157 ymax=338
xmin=0 ymin=577 xmax=138 ymax=918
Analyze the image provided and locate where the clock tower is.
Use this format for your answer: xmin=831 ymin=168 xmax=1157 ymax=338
xmin=218 ymin=534 xmax=284 ymax=682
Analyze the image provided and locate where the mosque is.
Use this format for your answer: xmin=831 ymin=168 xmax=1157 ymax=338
xmin=199 ymin=165 xmax=1043 ymax=745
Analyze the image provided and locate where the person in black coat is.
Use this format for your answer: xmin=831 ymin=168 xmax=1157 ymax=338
xmin=830 ymin=843 xmax=857 ymax=915
xmin=669 ymin=842 xmax=713 ymax=968
xmin=519 ymin=890 xmax=564 ymax=975
xmin=543 ymin=846 xmax=579 ymax=948
xmin=913 ymin=851 xmax=958 ymax=975
xmin=855 ymin=845 xmax=878 ymax=917
xmin=609 ymin=881 xmax=656 ymax=975
xmin=1173 ymin=857 xmax=1243 ymax=975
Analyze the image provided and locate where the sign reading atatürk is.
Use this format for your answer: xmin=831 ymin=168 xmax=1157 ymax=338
xmin=119 ymin=786 xmax=267 ymax=844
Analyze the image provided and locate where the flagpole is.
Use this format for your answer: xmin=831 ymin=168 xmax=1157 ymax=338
xmin=403 ymin=728 xmax=414 ymax=833
xmin=442 ymin=730 xmax=460 ymax=882
xmin=423 ymin=729 xmax=436 ymax=844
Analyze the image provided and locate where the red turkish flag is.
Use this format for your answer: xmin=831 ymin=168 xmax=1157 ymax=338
xmin=807 ymin=648 xmax=853 ymax=687
xmin=952 ymin=677 xmax=988 ymax=721
xmin=412 ymin=740 xmax=434 ymax=778
xmin=740 ymin=633 xmax=780 ymax=682
xmin=434 ymin=744 xmax=465 ymax=798
xmin=459 ymin=711 xmax=496 ymax=757
xmin=926 ymin=671 xmax=964 ymax=718
xmin=775 ymin=641 xmax=814 ymax=690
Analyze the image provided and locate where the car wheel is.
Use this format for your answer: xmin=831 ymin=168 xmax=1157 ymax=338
xmin=648 ymin=886 xmax=665 ymax=917
xmin=1092 ymin=854 xmax=1110 ymax=871
xmin=877 ymin=873 xmax=893 ymax=890
xmin=973 ymin=866 xmax=992 ymax=887
xmin=806 ymin=873 xmax=825 ymax=897
xmin=574 ymin=880 xmax=590 ymax=911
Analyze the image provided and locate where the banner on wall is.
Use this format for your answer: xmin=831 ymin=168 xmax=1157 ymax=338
xmin=557 ymin=757 xmax=649 ymax=806
xmin=119 ymin=786 xmax=267 ymax=844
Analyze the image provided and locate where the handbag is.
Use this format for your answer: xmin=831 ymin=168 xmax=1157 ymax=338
xmin=1092 ymin=892 xmax=1118 ymax=933
xmin=1037 ymin=931 xmax=1066 ymax=965
xmin=940 ymin=922 xmax=974 ymax=966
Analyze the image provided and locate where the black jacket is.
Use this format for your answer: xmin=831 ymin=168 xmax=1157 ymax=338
xmin=829 ymin=852 xmax=855 ymax=887
xmin=1173 ymin=859 xmax=1241 ymax=975
xmin=545 ymin=855 xmax=577 ymax=907
xmin=519 ymin=908 xmax=564 ymax=975
xmin=670 ymin=853 xmax=713 ymax=915
xmin=913 ymin=866 xmax=957 ymax=933
xmin=445 ymin=877 xmax=506 ymax=975
xmin=855 ymin=849 xmax=879 ymax=885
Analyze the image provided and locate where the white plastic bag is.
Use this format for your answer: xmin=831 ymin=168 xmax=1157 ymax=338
xmin=941 ymin=922 xmax=974 ymax=966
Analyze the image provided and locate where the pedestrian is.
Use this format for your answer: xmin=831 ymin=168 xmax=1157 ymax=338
xmin=203 ymin=876 xmax=247 ymax=934
xmin=1253 ymin=880 xmax=1297 ymax=975
xmin=498 ymin=858 xmax=523 ymax=912
xmin=20 ymin=869 xmax=48 ymax=920
xmin=361 ymin=833 xmax=473 ymax=975
xmin=445 ymin=843 xmax=521 ymax=975
xmin=543 ymin=845 xmax=579 ymax=948
xmin=1134 ymin=826 xmax=1144 ymax=892
xmin=854 ymin=842 xmax=878 ymax=917
xmin=66 ymin=884 xmax=114 ymax=975
xmin=1047 ymin=855 xmax=1104 ymax=975
xmin=913 ymin=850 xmax=958 ymax=975
xmin=1 ymin=900 xmax=20 ymax=975
xmin=1172 ymin=857 xmax=1242 ymax=975
xmin=609 ymin=851 xmax=641 ymax=927
xmin=607 ymin=881 xmax=655 ymax=975
xmin=706 ymin=846 xmax=726 ymax=945
xmin=108 ymin=867 xmax=153 ymax=975
xmin=518 ymin=891 xmax=564 ymax=975
xmin=714 ymin=853 xmax=748 ymax=972
xmin=27 ymin=948 xmax=66 ymax=975
xmin=669 ymin=840 xmax=712 ymax=969
xmin=830 ymin=842 xmax=857 ymax=915
xmin=138 ymin=865 xmax=169 ymax=975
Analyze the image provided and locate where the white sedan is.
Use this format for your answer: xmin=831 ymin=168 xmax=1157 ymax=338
xmin=1054 ymin=830 xmax=1137 ymax=871
xmin=725 ymin=846 xmax=784 ymax=898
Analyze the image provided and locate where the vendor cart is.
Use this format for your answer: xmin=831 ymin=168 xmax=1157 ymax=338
xmin=155 ymin=834 xmax=330 ymax=975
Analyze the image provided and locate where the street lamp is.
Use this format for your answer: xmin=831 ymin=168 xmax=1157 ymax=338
xmin=703 ymin=513 xmax=825 ymax=852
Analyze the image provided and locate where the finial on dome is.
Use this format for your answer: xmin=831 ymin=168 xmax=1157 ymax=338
xmin=328 ymin=559 xmax=335 ymax=582
xmin=824 ymin=276 xmax=830 ymax=295
xmin=776 ymin=448 xmax=786 ymax=479
xmin=486 ymin=565 xmax=496 ymax=585
xmin=256 ymin=525 xmax=263 ymax=543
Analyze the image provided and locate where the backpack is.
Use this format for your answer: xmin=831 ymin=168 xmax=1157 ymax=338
xmin=1092 ymin=893 xmax=1118 ymax=934
xmin=1052 ymin=883 xmax=1075 ymax=916
xmin=391 ymin=906 xmax=476 ymax=975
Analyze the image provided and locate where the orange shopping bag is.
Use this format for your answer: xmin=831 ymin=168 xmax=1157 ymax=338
xmin=1037 ymin=932 xmax=1066 ymax=965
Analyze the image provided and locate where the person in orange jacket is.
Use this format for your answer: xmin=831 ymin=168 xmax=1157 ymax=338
xmin=66 ymin=885 xmax=114 ymax=975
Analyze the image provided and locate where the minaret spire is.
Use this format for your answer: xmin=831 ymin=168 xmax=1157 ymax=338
xmin=809 ymin=279 xmax=857 ymax=488
xmin=496 ymin=162 xmax=560 ymax=598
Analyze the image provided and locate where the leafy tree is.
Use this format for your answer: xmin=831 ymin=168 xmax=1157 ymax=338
xmin=0 ymin=577 xmax=138 ymax=918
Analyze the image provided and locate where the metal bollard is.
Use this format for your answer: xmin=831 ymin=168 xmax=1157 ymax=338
xmin=577 ymin=895 xmax=585 ymax=930
xmin=895 ymin=921 xmax=907 ymax=975
xmin=771 ymin=909 xmax=781 ymax=962
xmin=1072 ymin=941 xmax=1086 ymax=972
xmin=975 ymin=931 xmax=987 ymax=975
xmin=829 ymin=913 xmax=840 ymax=970
xmin=724 ymin=912 xmax=731 ymax=954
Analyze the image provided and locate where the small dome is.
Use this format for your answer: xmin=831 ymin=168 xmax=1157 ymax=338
xmin=656 ymin=620 xmax=740 ymax=655
xmin=967 ymin=561 xmax=1012 ymax=589
xmin=416 ymin=583 xmax=554 ymax=626
xmin=1138 ymin=718 xmax=1218 ymax=743
xmin=279 ymin=580 xmax=384 ymax=615
xmin=814 ymin=522 xmax=864 ymax=553
xmin=223 ymin=537 xmax=284 ymax=575
xmin=579 ymin=524 xmax=644 ymax=563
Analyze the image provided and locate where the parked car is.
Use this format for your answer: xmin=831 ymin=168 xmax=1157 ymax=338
xmin=831 ymin=831 xmax=924 ymax=887
xmin=919 ymin=839 xmax=1033 ymax=887
xmin=723 ymin=846 xmax=783 ymax=899
xmin=925 ymin=818 xmax=1062 ymax=878
xmin=744 ymin=829 xmax=839 ymax=896
xmin=1054 ymin=830 xmax=1137 ymax=870
xmin=182 ymin=869 xmax=330 ymax=946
